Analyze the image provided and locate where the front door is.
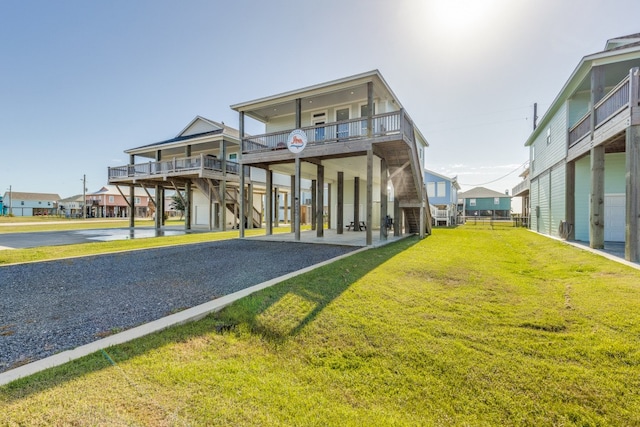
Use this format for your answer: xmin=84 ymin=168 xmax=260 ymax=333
xmin=336 ymin=108 xmax=349 ymax=140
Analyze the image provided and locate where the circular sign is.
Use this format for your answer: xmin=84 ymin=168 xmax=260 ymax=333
xmin=287 ymin=129 xmax=308 ymax=153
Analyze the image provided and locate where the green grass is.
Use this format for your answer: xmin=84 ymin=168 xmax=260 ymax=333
xmin=0 ymin=217 xmax=185 ymax=233
xmin=1 ymin=226 xmax=639 ymax=425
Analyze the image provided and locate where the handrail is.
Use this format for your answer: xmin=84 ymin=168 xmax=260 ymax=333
xmin=594 ymin=76 xmax=630 ymax=127
xmin=108 ymin=155 xmax=240 ymax=180
xmin=568 ymin=111 xmax=591 ymax=147
xmin=242 ymin=110 xmax=406 ymax=154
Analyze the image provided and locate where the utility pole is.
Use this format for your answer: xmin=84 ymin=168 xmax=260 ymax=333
xmin=82 ymin=174 xmax=87 ymax=219
xmin=533 ymin=103 xmax=538 ymax=131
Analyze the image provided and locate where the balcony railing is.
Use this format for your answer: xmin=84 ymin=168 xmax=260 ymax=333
xmin=242 ymin=110 xmax=410 ymax=154
xmin=108 ymin=154 xmax=239 ymax=181
xmin=512 ymin=178 xmax=530 ymax=197
xmin=568 ymin=73 xmax=634 ymax=147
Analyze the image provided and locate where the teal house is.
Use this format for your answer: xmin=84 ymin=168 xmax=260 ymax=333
xmin=458 ymin=187 xmax=511 ymax=218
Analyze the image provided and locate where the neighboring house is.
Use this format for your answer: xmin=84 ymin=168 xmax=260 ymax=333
xmin=58 ymin=194 xmax=85 ymax=218
xmin=0 ymin=196 xmax=3 ymax=215
xmin=525 ymin=33 xmax=640 ymax=261
xmin=87 ymin=186 xmax=150 ymax=218
xmin=424 ymin=169 xmax=459 ymax=226
xmin=108 ymin=116 xmax=302 ymax=230
xmin=511 ymin=164 xmax=530 ymax=226
xmin=231 ymin=69 xmax=431 ymax=245
xmin=458 ymin=187 xmax=511 ymax=218
xmin=1 ymin=191 xmax=60 ymax=217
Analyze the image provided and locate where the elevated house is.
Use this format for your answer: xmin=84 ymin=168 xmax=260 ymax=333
xmin=107 ymin=116 xmax=298 ymax=230
xmin=58 ymin=194 xmax=85 ymax=218
xmin=424 ymin=169 xmax=459 ymax=226
xmin=511 ymin=164 xmax=530 ymax=226
xmin=1 ymin=191 xmax=60 ymax=216
xmin=231 ymin=70 xmax=431 ymax=245
xmin=458 ymin=187 xmax=511 ymax=218
xmin=525 ymin=33 xmax=640 ymax=261
xmin=87 ymin=185 xmax=150 ymax=218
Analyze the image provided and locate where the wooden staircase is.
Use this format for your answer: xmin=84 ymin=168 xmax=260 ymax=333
xmin=193 ymin=178 xmax=261 ymax=228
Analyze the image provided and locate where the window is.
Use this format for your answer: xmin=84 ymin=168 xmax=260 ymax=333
xmin=469 ymin=199 xmax=476 ymax=206
xmin=109 ymin=196 xmax=115 ymax=203
xmin=427 ymin=182 xmax=436 ymax=197
xmin=229 ymin=153 xmax=237 ymax=161
xmin=135 ymin=197 xmax=141 ymax=204
xmin=494 ymin=197 xmax=500 ymax=205
xmin=312 ymin=112 xmax=326 ymax=141
xmin=437 ymin=182 xmax=445 ymax=197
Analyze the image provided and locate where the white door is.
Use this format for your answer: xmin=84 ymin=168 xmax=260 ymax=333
xmin=604 ymin=194 xmax=625 ymax=242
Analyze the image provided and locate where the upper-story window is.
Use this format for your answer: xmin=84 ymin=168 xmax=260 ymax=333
xmin=229 ymin=153 xmax=238 ymax=161
xmin=427 ymin=182 xmax=436 ymax=197
xmin=494 ymin=197 xmax=500 ymax=205
xmin=109 ymin=196 xmax=115 ymax=203
xmin=135 ymin=197 xmax=141 ymax=204
xmin=469 ymin=198 xmax=476 ymax=206
xmin=437 ymin=182 xmax=445 ymax=197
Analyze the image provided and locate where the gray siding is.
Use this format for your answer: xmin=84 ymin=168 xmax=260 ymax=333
xmin=538 ymin=172 xmax=550 ymax=234
xmin=574 ymin=156 xmax=591 ymax=241
xmin=530 ymin=178 xmax=539 ymax=232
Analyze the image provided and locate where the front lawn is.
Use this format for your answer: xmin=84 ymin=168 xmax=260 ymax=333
xmin=1 ymin=226 xmax=638 ymax=425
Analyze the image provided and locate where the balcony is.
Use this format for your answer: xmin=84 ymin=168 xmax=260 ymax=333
xmin=241 ymin=110 xmax=415 ymax=160
xmin=568 ymin=70 xmax=639 ymax=157
xmin=108 ymin=154 xmax=240 ymax=185
xmin=512 ymin=177 xmax=530 ymax=197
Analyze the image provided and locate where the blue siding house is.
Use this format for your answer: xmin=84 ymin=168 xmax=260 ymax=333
xmin=424 ymin=169 xmax=459 ymax=226
xmin=458 ymin=187 xmax=511 ymax=218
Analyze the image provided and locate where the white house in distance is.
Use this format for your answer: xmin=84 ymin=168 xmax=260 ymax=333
xmin=525 ymin=33 xmax=640 ymax=262
xmin=2 ymin=191 xmax=60 ymax=216
xmin=108 ymin=116 xmax=303 ymax=230
xmin=231 ymin=69 xmax=431 ymax=245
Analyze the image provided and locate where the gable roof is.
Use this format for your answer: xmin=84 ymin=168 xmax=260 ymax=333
xmin=424 ymin=169 xmax=460 ymax=189
xmin=59 ymin=194 xmax=84 ymax=203
xmin=458 ymin=187 xmax=510 ymax=199
xmin=125 ymin=116 xmax=240 ymax=154
xmin=89 ymin=185 xmax=149 ymax=197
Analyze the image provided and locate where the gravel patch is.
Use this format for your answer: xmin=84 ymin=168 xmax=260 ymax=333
xmin=0 ymin=240 xmax=357 ymax=373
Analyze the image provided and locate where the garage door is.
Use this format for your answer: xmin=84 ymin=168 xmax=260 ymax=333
xmin=605 ymin=194 xmax=625 ymax=242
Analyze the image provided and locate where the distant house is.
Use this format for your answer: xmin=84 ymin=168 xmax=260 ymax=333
xmin=458 ymin=187 xmax=511 ymax=218
xmin=87 ymin=185 xmax=150 ymax=218
xmin=0 ymin=195 xmax=3 ymax=215
xmin=58 ymin=194 xmax=85 ymax=218
xmin=424 ymin=169 xmax=459 ymax=226
xmin=1 ymin=191 xmax=61 ymax=217
xmin=511 ymin=164 xmax=530 ymax=225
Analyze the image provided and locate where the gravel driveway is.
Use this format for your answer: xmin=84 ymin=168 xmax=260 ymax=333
xmin=0 ymin=239 xmax=357 ymax=373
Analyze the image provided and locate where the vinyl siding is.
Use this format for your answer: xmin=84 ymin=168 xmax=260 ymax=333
xmin=537 ymin=172 xmax=550 ymax=234
xmin=530 ymin=178 xmax=539 ymax=232
xmin=550 ymin=162 xmax=566 ymax=237
xmin=531 ymin=103 xmax=567 ymax=178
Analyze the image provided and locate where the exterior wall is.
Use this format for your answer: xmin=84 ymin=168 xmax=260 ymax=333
xmin=574 ymin=153 xmax=626 ymax=242
xmin=530 ymin=178 xmax=539 ymax=232
xmin=549 ymin=162 xmax=566 ymax=237
xmin=567 ymin=92 xmax=590 ymax=128
xmin=464 ymin=197 xmax=511 ymax=213
xmin=531 ymin=103 xmax=567 ymax=179
xmin=424 ymin=171 xmax=454 ymax=206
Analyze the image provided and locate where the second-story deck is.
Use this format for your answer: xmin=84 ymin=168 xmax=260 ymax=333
xmin=108 ymin=154 xmax=241 ymax=187
xmin=568 ymin=68 xmax=640 ymax=161
xmin=241 ymin=110 xmax=416 ymax=163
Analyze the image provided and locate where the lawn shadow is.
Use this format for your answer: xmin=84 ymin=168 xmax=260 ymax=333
xmin=0 ymin=236 xmax=419 ymax=401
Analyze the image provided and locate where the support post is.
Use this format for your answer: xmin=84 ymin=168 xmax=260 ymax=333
xmin=366 ymin=148 xmax=373 ymax=245
xmin=337 ymin=172 xmax=344 ymax=234
xmin=240 ymin=168 xmax=245 ymax=237
xmin=353 ymin=177 xmax=360 ymax=231
xmin=274 ymin=186 xmax=279 ymax=228
xmin=311 ymin=179 xmax=317 ymax=231
xmin=290 ymin=175 xmax=296 ymax=232
xmin=185 ymin=181 xmax=191 ymax=231
xmin=626 ymin=125 xmax=640 ymax=262
xmin=295 ymin=157 xmax=301 ymax=241
xmin=129 ymin=184 xmax=135 ymax=228
xmin=565 ymin=161 xmax=575 ymax=240
xmin=380 ymin=157 xmax=388 ymax=241
xmin=327 ymin=183 xmax=332 ymax=230
xmin=316 ymin=164 xmax=324 ymax=237
xmin=266 ymin=169 xmax=273 ymax=235
xmin=248 ymin=182 xmax=254 ymax=229
xmin=589 ymin=145 xmax=605 ymax=249
xmin=221 ymin=139 xmax=227 ymax=231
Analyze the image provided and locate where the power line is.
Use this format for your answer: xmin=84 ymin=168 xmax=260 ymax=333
xmin=458 ymin=160 xmax=529 ymax=187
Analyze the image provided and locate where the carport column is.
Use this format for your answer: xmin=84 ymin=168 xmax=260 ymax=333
xmin=239 ymin=167 xmax=246 ymax=237
xmin=337 ymin=172 xmax=344 ymax=234
xmin=626 ymin=125 xmax=640 ymax=262
xmin=380 ymin=157 xmax=388 ymax=241
xmin=366 ymin=148 xmax=373 ymax=246
xmin=316 ymin=164 xmax=324 ymax=237
xmin=626 ymin=71 xmax=640 ymax=261
xmin=128 ymin=154 xmax=135 ymax=228
xmin=394 ymin=195 xmax=401 ymax=236
xmin=565 ymin=160 xmax=575 ymax=240
xmin=266 ymin=169 xmax=273 ymax=235
xmin=311 ymin=179 xmax=317 ymax=231
xmin=290 ymin=175 xmax=295 ymax=232
xmin=295 ymin=157 xmax=301 ymax=241
xmin=353 ymin=177 xmax=360 ymax=230
xmin=155 ymin=149 xmax=162 ymax=230
xmin=247 ymin=181 xmax=254 ymax=229
xmin=185 ymin=145 xmax=192 ymax=231
xmin=238 ymin=113 xmax=244 ymax=237
xmin=589 ymin=145 xmax=605 ymax=249
xmin=221 ymin=139 xmax=227 ymax=231
xmin=327 ymin=183 xmax=332 ymax=230
xmin=274 ymin=187 xmax=279 ymax=227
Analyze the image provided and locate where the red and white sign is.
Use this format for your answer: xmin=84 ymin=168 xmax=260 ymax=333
xmin=287 ymin=129 xmax=308 ymax=153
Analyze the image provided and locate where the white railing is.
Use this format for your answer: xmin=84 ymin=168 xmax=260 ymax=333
xmin=108 ymin=154 xmax=240 ymax=181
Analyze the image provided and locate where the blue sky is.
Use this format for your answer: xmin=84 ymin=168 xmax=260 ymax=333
xmin=1 ymin=0 xmax=640 ymax=198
